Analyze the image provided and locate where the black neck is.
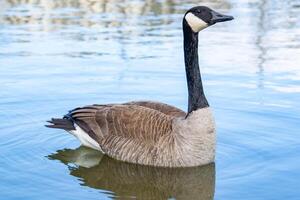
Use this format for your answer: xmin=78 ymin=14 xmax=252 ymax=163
xmin=183 ymin=19 xmax=209 ymax=114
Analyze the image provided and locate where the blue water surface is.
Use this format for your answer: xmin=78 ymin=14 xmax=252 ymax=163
xmin=0 ymin=0 xmax=300 ymax=199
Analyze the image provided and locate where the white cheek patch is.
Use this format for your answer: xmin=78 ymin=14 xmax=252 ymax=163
xmin=185 ymin=12 xmax=208 ymax=32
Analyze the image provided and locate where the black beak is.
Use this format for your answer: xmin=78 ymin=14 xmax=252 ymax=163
xmin=209 ymin=10 xmax=234 ymax=25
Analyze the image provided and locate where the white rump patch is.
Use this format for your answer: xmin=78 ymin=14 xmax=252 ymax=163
xmin=69 ymin=124 xmax=104 ymax=153
xmin=185 ymin=12 xmax=208 ymax=32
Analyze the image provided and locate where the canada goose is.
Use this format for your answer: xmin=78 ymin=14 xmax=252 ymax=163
xmin=46 ymin=6 xmax=233 ymax=167
xmin=48 ymin=147 xmax=215 ymax=200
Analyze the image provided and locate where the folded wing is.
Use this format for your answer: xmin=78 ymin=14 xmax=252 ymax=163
xmin=69 ymin=103 xmax=179 ymax=165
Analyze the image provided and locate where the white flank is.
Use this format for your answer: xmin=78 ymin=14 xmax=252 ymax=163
xmin=69 ymin=124 xmax=104 ymax=153
xmin=185 ymin=12 xmax=208 ymax=32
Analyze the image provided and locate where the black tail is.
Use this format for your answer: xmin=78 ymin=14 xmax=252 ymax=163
xmin=45 ymin=118 xmax=75 ymax=131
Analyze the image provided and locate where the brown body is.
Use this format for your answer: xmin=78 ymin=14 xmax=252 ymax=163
xmin=59 ymin=101 xmax=215 ymax=167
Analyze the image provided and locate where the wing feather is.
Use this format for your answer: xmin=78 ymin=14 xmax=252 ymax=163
xmin=70 ymin=104 xmax=173 ymax=148
xmin=68 ymin=102 xmax=183 ymax=165
xmin=124 ymin=101 xmax=186 ymax=117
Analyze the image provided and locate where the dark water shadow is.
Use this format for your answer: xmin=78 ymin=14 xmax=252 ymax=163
xmin=48 ymin=146 xmax=215 ymax=200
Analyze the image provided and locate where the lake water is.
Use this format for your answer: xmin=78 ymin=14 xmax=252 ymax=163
xmin=1 ymin=0 xmax=300 ymax=199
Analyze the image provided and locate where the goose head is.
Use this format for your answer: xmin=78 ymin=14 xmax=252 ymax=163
xmin=184 ymin=6 xmax=234 ymax=33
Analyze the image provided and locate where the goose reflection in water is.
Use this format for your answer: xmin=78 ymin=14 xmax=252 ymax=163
xmin=48 ymin=146 xmax=215 ymax=200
